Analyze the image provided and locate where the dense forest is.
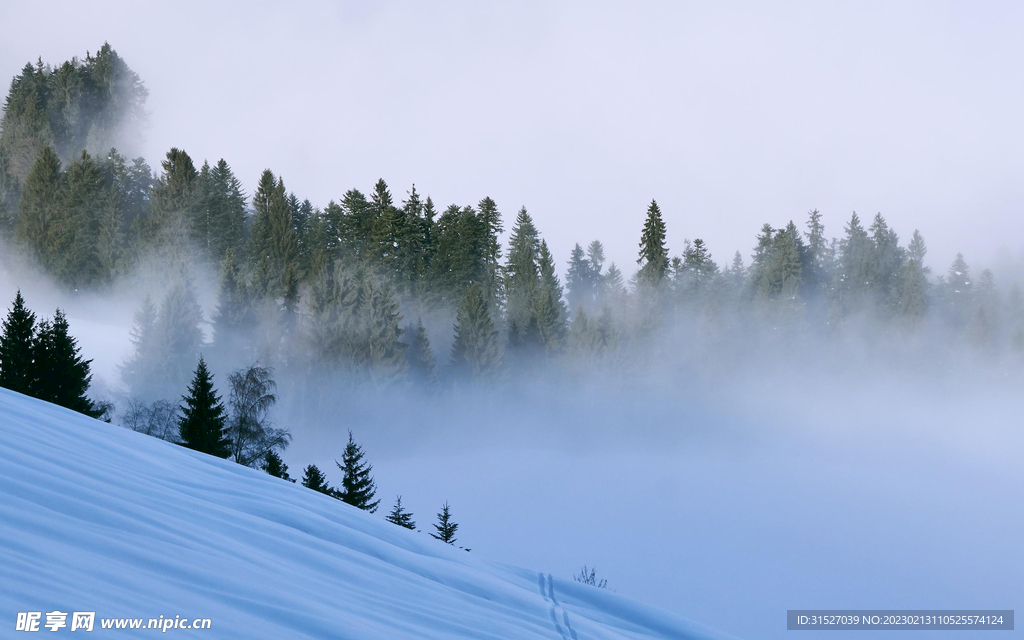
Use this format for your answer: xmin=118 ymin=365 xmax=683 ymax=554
xmin=1 ymin=44 xmax=1021 ymax=422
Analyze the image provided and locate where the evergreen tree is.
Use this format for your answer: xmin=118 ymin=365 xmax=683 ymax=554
xmin=867 ymin=213 xmax=904 ymax=307
xmin=146 ymin=276 xmax=205 ymax=400
xmin=429 ymin=204 xmax=488 ymax=307
xmin=147 ymin=147 xmax=198 ymax=245
xmin=336 ymin=430 xmax=380 ymax=512
xmin=385 ymin=495 xmax=416 ymax=530
xmin=31 ymin=309 xmax=102 ymax=417
xmin=0 ymin=290 xmax=37 ymax=395
xmin=177 ymin=356 xmax=230 ymax=458
xmin=587 ymin=240 xmax=607 ymax=303
xmin=897 ymin=259 xmax=928 ymax=320
xmin=476 ymin=196 xmax=504 ymax=301
xmin=120 ymin=294 xmax=158 ymax=394
xmin=637 ymin=199 xmax=669 ymax=285
xmin=676 ymin=238 xmax=718 ymax=298
xmin=535 ymin=240 xmax=567 ymax=352
xmin=262 ymin=450 xmax=293 ymax=481
xmin=838 ymin=212 xmax=872 ymax=305
xmin=450 ymin=283 xmax=502 ymax=378
xmin=804 ymin=209 xmax=828 ymax=292
xmin=202 ymin=159 xmax=246 ymax=262
xmin=339 ymin=188 xmax=374 ymax=260
xmin=907 ymin=230 xmax=929 ymax=275
xmin=212 ymin=248 xmax=256 ymax=360
xmin=503 ymin=207 xmax=542 ymax=346
xmin=566 ymin=243 xmax=594 ymax=314
xmin=361 ymin=279 xmax=408 ymax=382
xmin=14 ymin=146 xmax=63 ymax=273
xmin=58 ymin=150 xmax=107 ymax=286
xmin=404 ymin=318 xmax=437 ymax=384
xmin=943 ymin=253 xmax=973 ymax=326
xmin=301 ymin=464 xmax=334 ymax=495
xmin=431 ymin=502 xmax=458 ymax=544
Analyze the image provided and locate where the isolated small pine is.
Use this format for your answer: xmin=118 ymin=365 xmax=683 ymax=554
xmin=385 ymin=495 xmax=416 ymax=530
xmin=301 ymin=464 xmax=333 ymax=495
xmin=177 ymin=356 xmax=230 ymax=458
xmin=262 ymin=450 xmax=294 ymax=482
xmin=431 ymin=502 xmax=458 ymax=544
xmin=337 ymin=431 xmax=380 ymax=512
xmin=0 ymin=290 xmax=37 ymax=395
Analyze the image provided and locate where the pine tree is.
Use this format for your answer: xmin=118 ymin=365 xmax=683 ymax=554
xmin=907 ymin=230 xmax=929 ymax=275
xmin=431 ymin=502 xmax=458 ymax=544
xmin=261 ymin=450 xmax=293 ymax=481
xmin=898 ymin=259 xmax=928 ymax=320
xmin=637 ymin=199 xmax=669 ymax=285
xmin=146 ymin=276 xmax=205 ymax=401
xmin=385 ymin=495 xmax=416 ymax=530
xmin=404 ymin=318 xmax=437 ymax=384
xmin=336 ymin=430 xmax=380 ymax=512
xmin=361 ymin=279 xmax=408 ymax=382
xmin=450 ymin=283 xmax=502 ymax=378
xmin=177 ymin=356 xmax=230 ymax=458
xmin=31 ymin=309 xmax=102 ymax=417
xmin=676 ymin=238 xmax=718 ymax=297
xmin=476 ymin=196 xmax=504 ymax=302
xmin=587 ymin=240 xmax=606 ymax=302
xmin=804 ymin=209 xmax=828 ymax=292
xmin=146 ymin=148 xmax=198 ymax=249
xmin=566 ymin=243 xmax=594 ymax=314
xmin=301 ymin=464 xmax=334 ymax=495
xmin=503 ymin=207 xmax=542 ymax=346
xmin=203 ymin=159 xmax=246 ymax=262
xmin=0 ymin=290 xmax=37 ymax=395
xmin=14 ymin=146 xmax=63 ymax=273
xmin=535 ymin=240 xmax=567 ymax=352
xmin=838 ymin=212 xmax=872 ymax=305
xmin=58 ymin=150 xmax=107 ymax=287
xmin=944 ymin=253 xmax=973 ymax=326
xmin=212 ymin=248 xmax=256 ymax=360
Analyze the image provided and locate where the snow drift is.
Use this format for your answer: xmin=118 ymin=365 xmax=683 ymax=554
xmin=0 ymin=388 xmax=729 ymax=639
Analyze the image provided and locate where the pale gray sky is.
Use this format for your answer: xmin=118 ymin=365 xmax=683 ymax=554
xmin=2 ymin=0 xmax=1022 ymax=276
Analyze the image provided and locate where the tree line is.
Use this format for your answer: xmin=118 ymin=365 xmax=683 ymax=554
xmin=0 ymin=289 xmax=466 ymax=548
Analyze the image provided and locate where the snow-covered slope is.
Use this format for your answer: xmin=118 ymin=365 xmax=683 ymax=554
xmin=0 ymin=389 xmax=728 ymax=639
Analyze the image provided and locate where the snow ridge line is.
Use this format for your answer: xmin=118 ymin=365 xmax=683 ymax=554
xmin=538 ymin=572 xmax=578 ymax=640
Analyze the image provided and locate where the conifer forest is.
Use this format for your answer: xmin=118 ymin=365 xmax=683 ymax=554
xmin=0 ymin=21 xmax=1021 ymax=639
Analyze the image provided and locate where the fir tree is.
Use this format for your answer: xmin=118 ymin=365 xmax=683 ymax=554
xmin=907 ymin=230 xmax=929 ymax=275
xmin=177 ymin=356 xmax=230 ymax=458
xmin=898 ymin=259 xmax=928 ymax=320
xmin=476 ymin=196 xmax=504 ymax=301
xmin=404 ymin=318 xmax=437 ymax=384
xmin=14 ymin=146 xmax=64 ymax=273
xmin=262 ymin=450 xmax=294 ymax=481
xmin=336 ymin=430 xmax=380 ymax=512
xmin=566 ymin=243 xmax=594 ymax=314
xmin=804 ymin=209 xmax=828 ymax=291
xmin=450 ymin=283 xmax=502 ymax=378
xmin=431 ymin=502 xmax=458 ymax=544
xmin=637 ymin=199 xmax=669 ymax=285
xmin=385 ymin=495 xmax=416 ymax=530
xmin=301 ymin=464 xmax=334 ymax=495
xmin=31 ymin=309 xmax=102 ymax=417
xmin=838 ymin=212 xmax=872 ymax=302
xmin=535 ymin=240 xmax=567 ymax=352
xmin=503 ymin=207 xmax=542 ymax=346
xmin=0 ymin=290 xmax=37 ymax=395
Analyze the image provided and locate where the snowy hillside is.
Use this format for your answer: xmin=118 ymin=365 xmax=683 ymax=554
xmin=0 ymin=388 xmax=729 ymax=639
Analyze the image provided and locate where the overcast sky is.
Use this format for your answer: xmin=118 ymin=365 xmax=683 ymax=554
xmin=2 ymin=0 xmax=1022 ymax=277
